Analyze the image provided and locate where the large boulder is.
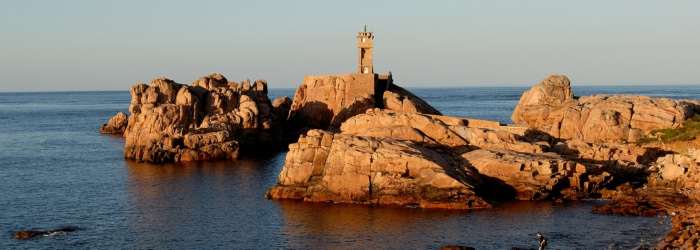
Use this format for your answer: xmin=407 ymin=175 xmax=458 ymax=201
xmin=511 ymin=74 xmax=698 ymax=143
xmin=461 ymin=149 xmax=580 ymax=200
xmin=383 ymin=83 xmax=442 ymax=115
xmin=121 ymin=74 xmax=285 ymax=163
xmin=265 ymin=129 xmax=491 ymax=209
xmin=647 ymin=150 xmax=700 ymax=191
xmin=512 ymin=74 xmax=574 ymax=108
xmin=267 ymin=109 xmax=601 ymax=206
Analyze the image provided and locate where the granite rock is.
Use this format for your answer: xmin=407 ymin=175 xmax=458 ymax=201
xmin=511 ymin=75 xmax=698 ymax=143
xmin=122 ymin=74 xmax=284 ymax=162
xmin=99 ymin=112 xmax=128 ymax=134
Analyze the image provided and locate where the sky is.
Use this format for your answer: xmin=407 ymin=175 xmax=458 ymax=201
xmin=1 ymin=0 xmax=698 ymax=92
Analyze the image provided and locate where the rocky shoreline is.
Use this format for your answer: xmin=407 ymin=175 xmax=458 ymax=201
xmin=103 ymin=73 xmax=700 ymax=249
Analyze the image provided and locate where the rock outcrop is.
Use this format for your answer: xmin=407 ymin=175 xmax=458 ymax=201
xmin=286 ymin=73 xmax=441 ymax=131
xmin=105 ymin=70 xmax=700 ymax=248
xmin=99 ymin=112 xmax=128 ymax=134
xmin=267 ymin=109 xmax=620 ymax=207
xmin=507 ymin=75 xmax=700 ymax=249
xmin=104 ymin=71 xmax=443 ymax=163
xmin=268 ymin=74 xmax=700 ymax=249
xmin=589 ymin=148 xmax=700 ymax=249
xmin=266 ymin=127 xmax=491 ymax=209
xmin=116 ymin=74 xmax=285 ymax=162
xmin=383 ymin=83 xmax=442 ymax=115
xmin=512 ymin=74 xmax=698 ymax=143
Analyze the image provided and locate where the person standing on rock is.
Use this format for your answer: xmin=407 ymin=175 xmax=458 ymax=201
xmin=536 ymin=232 xmax=547 ymax=250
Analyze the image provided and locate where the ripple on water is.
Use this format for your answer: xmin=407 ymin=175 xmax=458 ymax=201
xmin=0 ymin=90 xmax=682 ymax=249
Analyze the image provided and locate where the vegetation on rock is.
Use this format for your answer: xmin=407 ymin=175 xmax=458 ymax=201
xmin=638 ymin=114 xmax=700 ymax=144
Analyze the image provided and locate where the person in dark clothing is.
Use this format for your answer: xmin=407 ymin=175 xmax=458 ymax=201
xmin=536 ymin=232 xmax=547 ymax=250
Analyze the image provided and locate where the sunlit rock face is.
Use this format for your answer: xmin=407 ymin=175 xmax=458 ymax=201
xmin=286 ymin=73 xmax=441 ymax=131
xmin=511 ymin=74 xmax=698 ymax=143
xmin=118 ymin=74 xmax=284 ymax=163
xmin=269 ymin=109 xmax=603 ymax=208
xmin=100 ymin=111 xmax=128 ymax=134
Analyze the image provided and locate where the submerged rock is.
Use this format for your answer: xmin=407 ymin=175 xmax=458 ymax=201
xmin=13 ymin=226 xmax=80 ymax=239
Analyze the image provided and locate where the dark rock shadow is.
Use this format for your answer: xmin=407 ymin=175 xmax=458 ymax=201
xmin=13 ymin=226 xmax=82 ymax=239
xmin=287 ymin=101 xmax=333 ymax=132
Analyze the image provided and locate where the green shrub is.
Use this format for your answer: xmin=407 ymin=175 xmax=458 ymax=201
xmin=638 ymin=114 xmax=700 ymax=144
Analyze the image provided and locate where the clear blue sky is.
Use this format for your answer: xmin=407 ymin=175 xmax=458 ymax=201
xmin=1 ymin=0 xmax=698 ymax=92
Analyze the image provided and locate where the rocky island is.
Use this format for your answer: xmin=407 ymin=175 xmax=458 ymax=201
xmin=101 ymin=74 xmax=286 ymax=162
xmin=266 ymin=74 xmax=698 ymax=205
xmin=102 ymin=28 xmax=700 ymax=249
xmin=266 ymin=74 xmax=700 ymax=248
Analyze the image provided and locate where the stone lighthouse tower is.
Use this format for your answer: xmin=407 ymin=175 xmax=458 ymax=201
xmin=357 ymin=25 xmax=374 ymax=74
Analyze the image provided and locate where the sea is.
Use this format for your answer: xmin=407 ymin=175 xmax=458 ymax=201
xmin=2 ymin=85 xmax=699 ymax=249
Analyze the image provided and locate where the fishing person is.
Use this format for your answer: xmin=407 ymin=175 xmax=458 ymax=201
xmin=536 ymin=232 xmax=547 ymax=250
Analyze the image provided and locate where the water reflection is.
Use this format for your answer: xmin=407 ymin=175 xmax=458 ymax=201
xmin=124 ymin=158 xmax=286 ymax=249
xmin=276 ymin=200 xmax=450 ymax=249
xmin=122 ymin=156 xmax=669 ymax=249
xmin=275 ymin=199 xmax=668 ymax=249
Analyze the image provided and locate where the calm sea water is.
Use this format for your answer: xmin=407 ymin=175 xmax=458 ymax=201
xmin=1 ymin=85 xmax=698 ymax=249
